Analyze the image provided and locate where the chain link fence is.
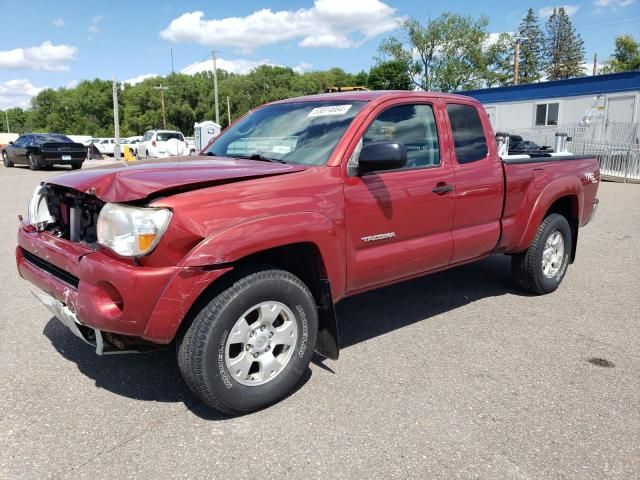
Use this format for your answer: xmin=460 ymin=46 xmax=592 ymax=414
xmin=508 ymin=121 xmax=640 ymax=183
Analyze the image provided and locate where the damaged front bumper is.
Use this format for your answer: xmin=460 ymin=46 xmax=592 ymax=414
xmin=32 ymin=290 xmax=140 ymax=355
xmin=17 ymin=225 xmax=233 ymax=350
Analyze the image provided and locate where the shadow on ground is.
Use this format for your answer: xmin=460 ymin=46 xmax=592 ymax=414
xmin=43 ymin=254 xmax=524 ymax=418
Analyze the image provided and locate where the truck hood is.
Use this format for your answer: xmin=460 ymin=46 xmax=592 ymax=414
xmin=46 ymin=156 xmax=308 ymax=202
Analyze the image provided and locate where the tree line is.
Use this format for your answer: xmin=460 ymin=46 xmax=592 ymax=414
xmin=1 ymin=8 xmax=638 ymax=137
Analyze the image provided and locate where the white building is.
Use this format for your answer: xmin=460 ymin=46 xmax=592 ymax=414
xmin=465 ymin=71 xmax=639 ymax=138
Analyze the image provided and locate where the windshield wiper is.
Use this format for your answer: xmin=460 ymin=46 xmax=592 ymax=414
xmin=233 ymin=154 xmax=286 ymax=164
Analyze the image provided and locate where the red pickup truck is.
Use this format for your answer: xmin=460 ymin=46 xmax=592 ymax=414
xmin=17 ymin=91 xmax=600 ymax=414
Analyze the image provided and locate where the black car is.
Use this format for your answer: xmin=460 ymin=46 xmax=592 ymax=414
xmin=1 ymin=133 xmax=87 ymax=170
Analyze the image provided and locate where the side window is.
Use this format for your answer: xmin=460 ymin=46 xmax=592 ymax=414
xmin=13 ymin=136 xmax=25 ymax=147
xmin=446 ymin=104 xmax=488 ymax=164
xmin=362 ymin=104 xmax=440 ymax=168
xmin=535 ymin=103 xmax=559 ymax=126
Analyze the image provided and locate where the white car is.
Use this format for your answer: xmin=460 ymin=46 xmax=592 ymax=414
xmin=123 ymin=136 xmax=143 ymax=155
xmin=185 ymin=137 xmax=196 ymax=155
xmin=137 ymin=130 xmax=189 ymax=159
xmin=92 ymin=138 xmax=117 ymax=156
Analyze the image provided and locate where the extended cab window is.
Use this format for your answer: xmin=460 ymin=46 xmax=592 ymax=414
xmin=447 ymin=104 xmax=488 ymax=164
xmin=363 ymin=104 xmax=440 ymax=168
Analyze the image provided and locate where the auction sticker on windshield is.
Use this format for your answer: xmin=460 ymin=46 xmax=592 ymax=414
xmin=307 ymin=105 xmax=352 ymax=117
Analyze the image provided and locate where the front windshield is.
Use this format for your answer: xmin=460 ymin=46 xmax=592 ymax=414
xmin=205 ymin=100 xmax=365 ymax=166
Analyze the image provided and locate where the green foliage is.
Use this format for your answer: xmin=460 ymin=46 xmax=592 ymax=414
xmin=544 ymin=7 xmax=585 ymax=80
xmin=367 ymin=60 xmax=412 ymax=90
xmin=2 ymin=67 xmax=368 ymax=136
xmin=377 ymin=13 xmax=493 ymax=92
xmin=484 ymin=32 xmax=515 ymax=87
xmin=602 ymin=35 xmax=640 ymax=73
xmin=517 ymin=9 xmax=545 ymax=83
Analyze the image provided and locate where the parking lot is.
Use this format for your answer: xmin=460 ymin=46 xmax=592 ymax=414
xmin=1 ymin=161 xmax=639 ymax=479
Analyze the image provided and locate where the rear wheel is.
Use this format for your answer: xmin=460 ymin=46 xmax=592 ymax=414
xmin=511 ymin=213 xmax=572 ymax=295
xmin=2 ymin=151 xmax=13 ymax=167
xmin=28 ymin=153 xmax=41 ymax=171
xmin=177 ymin=269 xmax=317 ymax=415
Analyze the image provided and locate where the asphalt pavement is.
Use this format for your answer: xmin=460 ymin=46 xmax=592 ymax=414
xmin=1 ymin=160 xmax=639 ymax=479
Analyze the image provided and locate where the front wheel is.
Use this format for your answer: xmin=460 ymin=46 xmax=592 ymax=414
xmin=2 ymin=151 xmax=13 ymax=167
xmin=177 ymin=269 xmax=318 ymax=415
xmin=71 ymin=162 xmax=82 ymax=170
xmin=511 ymin=213 xmax=572 ymax=295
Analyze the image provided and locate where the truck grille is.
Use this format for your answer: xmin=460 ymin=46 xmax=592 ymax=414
xmin=22 ymin=248 xmax=79 ymax=288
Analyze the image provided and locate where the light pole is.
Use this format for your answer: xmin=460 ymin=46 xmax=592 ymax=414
xmin=4 ymin=110 xmax=9 ymax=133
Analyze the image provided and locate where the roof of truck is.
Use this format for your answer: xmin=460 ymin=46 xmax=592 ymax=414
xmin=272 ymin=90 xmax=478 ymax=104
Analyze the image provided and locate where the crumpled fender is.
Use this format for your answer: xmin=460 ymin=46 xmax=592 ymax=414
xmin=179 ymin=211 xmax=346 ymax=299
xmin=512 ymin=175 xmax=583 ymax=253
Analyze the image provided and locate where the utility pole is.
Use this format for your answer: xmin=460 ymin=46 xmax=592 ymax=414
xmin=212 ymin=50 xmax=220 ymax=125
xmin=513 ymin=38 xmax=521 ymax=85
xmin=4 ymin=110 xmax=9 ymax=133
xmin=112 ymin=77 xmax=121 ymax=159
xmin=592 ymin=53 xmax=598 ymax=76
xmin=154 ymin=84 xmax=169 ymax=129
xmin=227 ymin=96 xmax=231 ymax=126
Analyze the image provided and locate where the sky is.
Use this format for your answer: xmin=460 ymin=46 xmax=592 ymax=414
xmin=0 ymin=0 xmax=638 ymax=109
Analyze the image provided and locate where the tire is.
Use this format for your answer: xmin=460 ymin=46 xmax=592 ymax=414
xmin=28 ymin=153 xmax=41 ymax=171
xmin=511 ymin=213 xmax=572 ymax=295
xmin=2 ymin=151 xmax=13 ymax=167
xmin=177 ymin=269 xmax=318 ymax=415
xmin=71 ymin=162 xmax=82 ymax=170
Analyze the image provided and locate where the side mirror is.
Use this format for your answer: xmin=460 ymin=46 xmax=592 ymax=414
xmin=357 ymin=141 xmax=407 ymax=174
xmin=9 ymin=141 xmax=14 ymax=145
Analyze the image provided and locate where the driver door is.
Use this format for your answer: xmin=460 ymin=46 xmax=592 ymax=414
xmin=343 ymin=101 xmax=455 ymax=292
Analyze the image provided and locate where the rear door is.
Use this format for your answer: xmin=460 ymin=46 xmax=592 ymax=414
xmin=343 ymin=100 xmax=455 ymax=292
xmin=444 ymin=103 xmax=504 ymax=264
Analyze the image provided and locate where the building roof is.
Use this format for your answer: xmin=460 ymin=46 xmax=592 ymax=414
xmin=464 ymin=71 xmax=640 ymax=104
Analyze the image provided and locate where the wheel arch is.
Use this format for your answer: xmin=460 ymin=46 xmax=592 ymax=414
xmin=176 ymin=241 xmax=340 ymax=360
xmin=513 ymin=177 xmax=583 ymax=260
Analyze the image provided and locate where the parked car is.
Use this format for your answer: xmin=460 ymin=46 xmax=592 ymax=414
xmin=137 ymin=130 xmax=188 ymax=158
xmin=124 ymin=136 xmax=143 ymax=155
xmin=2 ymin=133 xmax=86 ymax=170
xmin=16 ymin=91 xmax=600 ymax=415
xmin=185 ymin=136 xmax=196 ymax=155
xmin=92 ymin=138 xmax=117 ymax=156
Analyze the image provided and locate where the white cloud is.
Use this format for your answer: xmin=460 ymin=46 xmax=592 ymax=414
xmin=539 ymin=5 xmax=581 ymax=17
xmin=123 ymin=73 xmax=160 ymax=86
xmin=293 ymin=62 xmax=313 ymax=74
xmin=52 ymin=18 xmax=65 ymax=28
xmin=593 ymin=0 xmax=636 ymax=9
xmin=160 ymin=0 xmax=400 ymax=51
xmin=181 ymin=57 xmax=277 ymax=75
xmin=89 ymin=15 xmax=103 ymax=33
xmin=0 ymin=42 xmax=77 ymax=71
xmin=66 ymin=80 xmax=79 ymax=88
xmin=0 ymin=79 xmax=45 ymax=109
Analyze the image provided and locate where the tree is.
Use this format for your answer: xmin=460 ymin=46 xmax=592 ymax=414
xmin=485 ymin=32 xmax=515 ymax=87
xmin=517 ymin=9 xmax=545 ymax=83
xmin=377 ymin=13 xmax=491 ymax=92
xmin=367 ymin=60 xmax=412 ymax=90
xmin=602 ymin=35 xmax=640 ymax=73
xmin=544 ymin=7 xmax=585 ymax=80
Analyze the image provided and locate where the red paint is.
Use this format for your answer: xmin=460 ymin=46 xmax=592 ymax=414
xmin=17 ymin=91 xmax=600 ymax=347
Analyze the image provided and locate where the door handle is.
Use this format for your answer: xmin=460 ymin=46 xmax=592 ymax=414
xmin=432 ymin=183 xmax=454 ymax=194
